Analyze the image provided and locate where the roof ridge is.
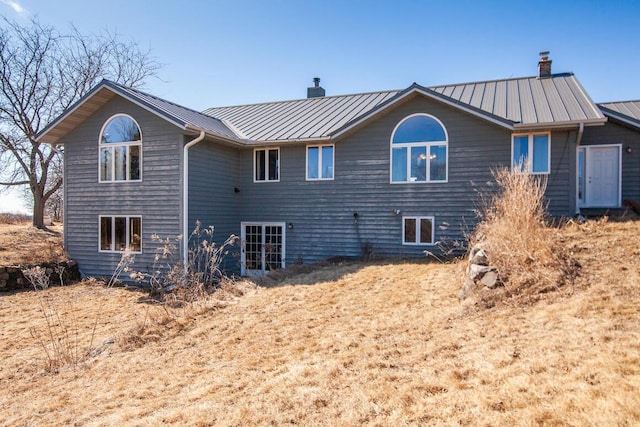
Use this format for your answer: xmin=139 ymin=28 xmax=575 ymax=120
xmin=427 ymin=72 xmax=575 ymax=89
xmin=203 ymin=89 xmax=402 ymax=111
xmin=598 ymin=100 xmax=640 ymax=105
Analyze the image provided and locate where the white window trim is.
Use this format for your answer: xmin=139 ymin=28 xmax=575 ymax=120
xmin=253 ymin=147 xmax=280 ymax=183
xmin=306 ymin=144 xmax=335 ymax=181
xmin=390 ymin=113 xmax=449 ymax=184
xmin=98 ymin=215 xmax=142 ymax=253
xmin=511 ymin=132 xmax=551 ymax=175
xmin=240 ymin=221 xmax=286 ymax=275
xmin=98 ymin=113 xmax=143 ymax=183
xmin=402 ymin=216 xmax=435 ymax=246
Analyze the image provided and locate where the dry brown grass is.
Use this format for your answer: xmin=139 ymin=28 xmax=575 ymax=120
xmin=0 ymin=220 xmax=639 ymax=425
xmin=0 ymin=222 xmax=65 ymax=265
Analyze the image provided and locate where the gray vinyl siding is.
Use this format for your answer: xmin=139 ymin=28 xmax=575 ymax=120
xmin=187 ymin=140 xmax=242 ymax=273
xmin=581 ymin=121 xmax=640 ymax=202
xmin=238 ymin=97 xmax=508 ymax=264
xmin=546 ymin=129 xmax=578 ymax=216
xmin=63 ymin=96 xmax=184 ymax=279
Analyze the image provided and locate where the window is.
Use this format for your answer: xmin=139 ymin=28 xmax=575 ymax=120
xmin=254 ymin=148 xmax=279 ymax=182
xmin=99 ymin=114 xmax=142 ymax=182
xmin=99 ymin=216 xmax=141 ymax=252
xmin=306 ymin=145 xmax=334 ymax=180
xmin=512 ymin=133 xmax=550 ymax=174
xmin=391 ymin=114 xmax=448 ymax=183
xmin=403 ymin=216 xmax=434 ymax=245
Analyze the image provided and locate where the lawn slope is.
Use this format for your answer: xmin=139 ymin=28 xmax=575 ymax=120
xmin=0 ymin=219 xmax=638 ymax=426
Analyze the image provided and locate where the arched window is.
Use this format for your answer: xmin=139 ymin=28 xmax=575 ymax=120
xmin=390 ymin=114 xmax=447 ymax=183
xmin=99 ymin=114 xmax=142 ymax=182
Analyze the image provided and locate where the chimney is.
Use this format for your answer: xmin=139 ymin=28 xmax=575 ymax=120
xmin=538 ymin=51 xmax=552 ymax=78
xmin=307 ymin=77 xmax=325 ymax=98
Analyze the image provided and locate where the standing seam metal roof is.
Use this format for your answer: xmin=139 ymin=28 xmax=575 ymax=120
xmin=110 ymin=82 xmax=238 ymax=140
xmin=203 ymin=91 xmax=400 ymax=141
xmin=203 ymin=73 xmax=605 ymax=143
xmin=598 ymin=100 xmax=640 ymax=129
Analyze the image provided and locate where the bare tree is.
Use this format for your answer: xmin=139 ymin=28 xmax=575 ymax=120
xmin=0 ymin=17 xmax=160 ymax=228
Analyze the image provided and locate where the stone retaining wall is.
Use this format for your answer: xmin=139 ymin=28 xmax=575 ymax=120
xmin=0 ymin=261 xmax=81 ymax=292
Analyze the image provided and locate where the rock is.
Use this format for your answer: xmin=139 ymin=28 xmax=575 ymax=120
xmin=467 ymin=264 xmax=496 ymax=280
xmin=468 ymin=245 xmax=489 ymax=266
xmin=480 ymin=270 xmax=500 ymax=288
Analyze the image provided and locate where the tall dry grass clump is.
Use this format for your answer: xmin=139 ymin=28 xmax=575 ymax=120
xmin=470 ymin=168 xmax=577 ymax=305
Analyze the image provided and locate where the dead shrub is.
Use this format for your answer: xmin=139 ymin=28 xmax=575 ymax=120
xmin=469 ymin=168 xmax=578 ymax=306
xmin=0 ymin=212 xmax=31 ymax=224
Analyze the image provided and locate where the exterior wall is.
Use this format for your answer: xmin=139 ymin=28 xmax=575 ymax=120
xmin=237 ymin=96 xmax=578 ymax=266
xmin=187 ymin=140 xmax=242 ymax=273
xmin=547 ymin=128 xmax=579 ymax=216
xmin=581 ymin=120 xmax=640 ymax=203
xmin=62 ymin=94 xmax=596 ymax=277
xmin=63 ymin=96 xmax=184 ymax=278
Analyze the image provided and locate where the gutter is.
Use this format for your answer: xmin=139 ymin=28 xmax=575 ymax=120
xmin=513 ymin=118 xmax=606 ymax=131
xmin=182 ymin=130 xmax=206 ymax=270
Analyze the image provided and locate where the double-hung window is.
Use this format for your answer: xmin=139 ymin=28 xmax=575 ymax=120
xmin=99 ymin=216 xmax=142 ymax=253
xmin=391 ymin=114 xmax=448 ymax=183
xmin=512 ymin=133 xmax=550 ymax=174
xmin=403 ymin=216 xmax=435 ymax=245
xmin=254 ymin=148 xmax=279 ymax=182
xmin=99 ymin=114 xmax=142 ymax=182
xmin=306 ymin=145 xmax=334 ymax=180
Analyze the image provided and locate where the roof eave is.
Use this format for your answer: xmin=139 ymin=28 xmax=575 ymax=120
xmin=512 ymin=118 xmax=607 ymax=131
xmin=35 ymin=80 xmax=191 ymax=145
xmin=246 ymin=136 xmax=332 ymax=147
xmin=184 ymin=124 xmax=245 ymax=146
xmin=35 ymin=80 xmax=113 ymax=144
xmin=598 ymin=107 xmax=640 ymax=130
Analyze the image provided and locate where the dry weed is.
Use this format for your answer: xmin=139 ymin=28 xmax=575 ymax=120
xmin=469 ymin=168 xmax=579 ymax=307
xmin=0 ymin=212 xmax=31 ymax=224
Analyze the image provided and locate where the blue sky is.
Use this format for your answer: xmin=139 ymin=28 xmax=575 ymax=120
xmin=1 ymin=0 xmax=639 ymax=213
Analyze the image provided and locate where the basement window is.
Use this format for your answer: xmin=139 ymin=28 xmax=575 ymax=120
xmin=99 ymin=215 xmax=142 ymax=253
xmin=402 ymin=216 xmax=434 ymax=245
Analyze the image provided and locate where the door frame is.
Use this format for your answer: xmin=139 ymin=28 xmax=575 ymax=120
xmin=240 ymin=222 xmax=286 ymax=276
xmin=577 ymin=144 xmax=622 ymax=209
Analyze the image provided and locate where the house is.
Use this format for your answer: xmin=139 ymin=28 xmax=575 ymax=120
xmin=36 ymin=55 xmax=639 ymax=278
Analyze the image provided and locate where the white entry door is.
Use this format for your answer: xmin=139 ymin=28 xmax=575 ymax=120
xmin=241 ymin=222 xmax=285 ymax=276
xmin=584 ymin=146 xmax=621 ymax=208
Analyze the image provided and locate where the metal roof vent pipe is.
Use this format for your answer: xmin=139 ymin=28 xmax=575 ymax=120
xmin=538 ymin=51 xmax=552 ymax=78
xmin=307 ymin=77 xmax=326 ymax=98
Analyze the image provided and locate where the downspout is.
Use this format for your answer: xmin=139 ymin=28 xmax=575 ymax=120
xmin=183 ymin=131 xmax=206 ymax=270
xmin=575 ymin=122 xmax=584 ymax=215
